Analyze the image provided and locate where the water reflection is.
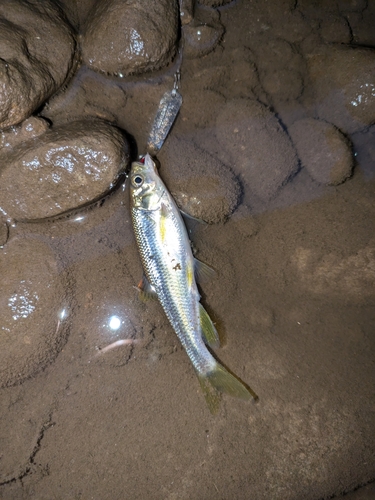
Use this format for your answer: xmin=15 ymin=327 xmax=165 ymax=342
xmin=350 ymin=83 xmax=375 ymax=107
xmin=108 ymin=314 xmax=121 ymax=330
xmin=8 ymin=280 xmax=38 ymax=321
xmin=127 ymin=28 xmax=145 ymax=57
xmin=58 ymin=308 xmax=68 ymax=321
xmin=100 ymin=310 xmax=128 ymax=337
xmin=72 ymin=215 xmax=85 ymax=222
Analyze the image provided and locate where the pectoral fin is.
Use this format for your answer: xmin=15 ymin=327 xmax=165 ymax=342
xmin=199 ymin=303 xmax=220 ymax=349
xmin=180 ymin=209 xmax=204 ymax=223
xmin=194 ymin=258 xmax=216 ymax=283
xmin=137 ymin=274 xmax=158 ymax=301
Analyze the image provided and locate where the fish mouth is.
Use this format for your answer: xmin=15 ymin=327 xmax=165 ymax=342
xmin=130 ymin=153 xmax=160 ymax=177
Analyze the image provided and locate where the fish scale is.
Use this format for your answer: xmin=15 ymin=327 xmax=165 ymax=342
xmin=131 ymin=204 xmax=215 ymax=374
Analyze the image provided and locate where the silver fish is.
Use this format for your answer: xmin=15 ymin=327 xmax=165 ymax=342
xmin=130 ymin=154 xmax=257 ymax=412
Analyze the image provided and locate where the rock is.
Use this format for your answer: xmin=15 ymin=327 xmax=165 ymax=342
xmin=250 ymin=37 xmax=305 ymax=102
xmin=179 ymin=89 xmax=226 ymax=132
xmin=0 ymin=119 xmax=130 ymax=221
xmin=351 ymin=125 xmax=375 ymax=180
xmin=345 ymin=10 xmax=375 ymax=46
xmin=262 ymin=68 xmax=304 ymax=101
xmin=180 ymin=0 xmax=194 ymax=25
xmin=305 ymin=44 xmax=375 ymax=134
xmin=338 ymin=0 xmax=367 ymax=11
xmin=184 ymin=47 xmax=264 ymax=101
xmin=0 ymin=117 xmax=50 ymax=151
xmin=224 ymin=59 xmax=262 ymax=100
xmin=0 ymin=217 xmax=8 ymax=247
xmin=81 ymin=0 xmax=178 ymax=76
xmin=272 ymin=9 xmax=311 ymax=44
xmin=319 ymin=14 xmax=352 ymax=43
xmin=0 ymin=0 xmax=76 ymax=130
xmin=183 ymin=6 xmax=224 ymax=59
xmin=0 ymin=237 xmax=71 ymax=388
xmin=42 ymin=67 xmax=128 ymax=125
xmin=198 ymin=0 xmax=232 ymax=6
xmin=158 ymin=136 xmax=241 ymax=223
xmin=252 ymin=36 xmax=301 ymax=70
xmin=216 ymin=98 xmax=298 ymax=201
xmin=289 ymin=118 xmax=353 ymax=185
xmin=220 ymin=204 xmax=259 ymax=243
xmin=297 ymin=0 xmax=338 ymax=15
xmin=184 ymin=62 xmax=228 ymax=92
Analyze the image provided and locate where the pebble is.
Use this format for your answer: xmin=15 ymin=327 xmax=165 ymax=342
xmin=0 ymin=237 xmax=71 ymax=388
xmin=180 ymin=0 xmax=194 ymax=25
xmin=250 ymin=37 xmax=305 ymax=102
xmin=305 ymin=44 xmax=375 ymax=134
xmin=351 ymin=125 xmax=375 ymax=180
xmin=183 ymin=6 xmax=224 ymax=59
xmin=262 ymin=68 xmax=304 ymax=102
xmin=216 ymin=98 xmax=298 ymax=201
xmin=0 ymin=217 xmax=8 ymax=247
xmin=0 ymin=0 xmax=76 ymax=129
xmin=158 ymin=136 xmax=241 ymax=224
xmin=179 ymin=89 xmax=226 ymax=132
xmin=0 ymin=119 xmax=130 ymax=221
xmin=319 ymin=14 xmax=352 ymax=43
xmin=81 ymin=0 xmax=178 ymax=76
xmin=42 ymin=67 xmax=128 ymax=125
xmin=288 ymin=118 xmax=353 ymax=185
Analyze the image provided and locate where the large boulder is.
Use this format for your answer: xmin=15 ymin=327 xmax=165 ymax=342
xmin=0 ymin=118 xmax=130 ymax=221
xmin=216 ymin=98 xmax=299 ymax=201
xmin=305 ymin=44 xmax=375 ymax=134
xmin=0 ymin=0 xmax=76 ymax=129
xmin=81 ymin=0 xmax=178 ymax=76
xmin=0 ymin=237 xmax=72 ymax=388
xmin=158 ymin=136 xmax=241 ymax=224
xmin=289 ymin=118 xmax=353 ymax=185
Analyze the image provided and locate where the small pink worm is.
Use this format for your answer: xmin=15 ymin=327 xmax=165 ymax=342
xmin=95 ymin=338 xmax=139 ymax=356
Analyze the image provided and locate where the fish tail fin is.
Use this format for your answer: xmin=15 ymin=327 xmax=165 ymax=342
xmin=197 ymin=362 xmax=258 ymax=414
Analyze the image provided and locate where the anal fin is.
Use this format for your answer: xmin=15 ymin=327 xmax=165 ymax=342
xmin=197 ymin=361 xmax=258 ymax=413
xmin=199 ymin=303 xmax=220 ymax=349
xmin=206 ymin=363 xmax=258 ymax=401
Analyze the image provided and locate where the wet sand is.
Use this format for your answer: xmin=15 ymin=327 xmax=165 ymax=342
xmin=1 ymin=1 xmax=375 ymax=499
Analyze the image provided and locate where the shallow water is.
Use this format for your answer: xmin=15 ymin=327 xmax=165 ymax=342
xmin=1 ymin=1 xmax=375 ymax=499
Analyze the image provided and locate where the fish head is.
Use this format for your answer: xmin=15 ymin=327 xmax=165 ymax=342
xmin=129 ymin=154 xmax=164 ymax=211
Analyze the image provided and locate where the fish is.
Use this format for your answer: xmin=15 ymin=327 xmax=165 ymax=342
xmin=129 ymin=153 xmax=257 ymax=412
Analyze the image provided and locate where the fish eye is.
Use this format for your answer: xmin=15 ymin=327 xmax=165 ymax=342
xmin=132 ymin=175 xmax=144 ymax=187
